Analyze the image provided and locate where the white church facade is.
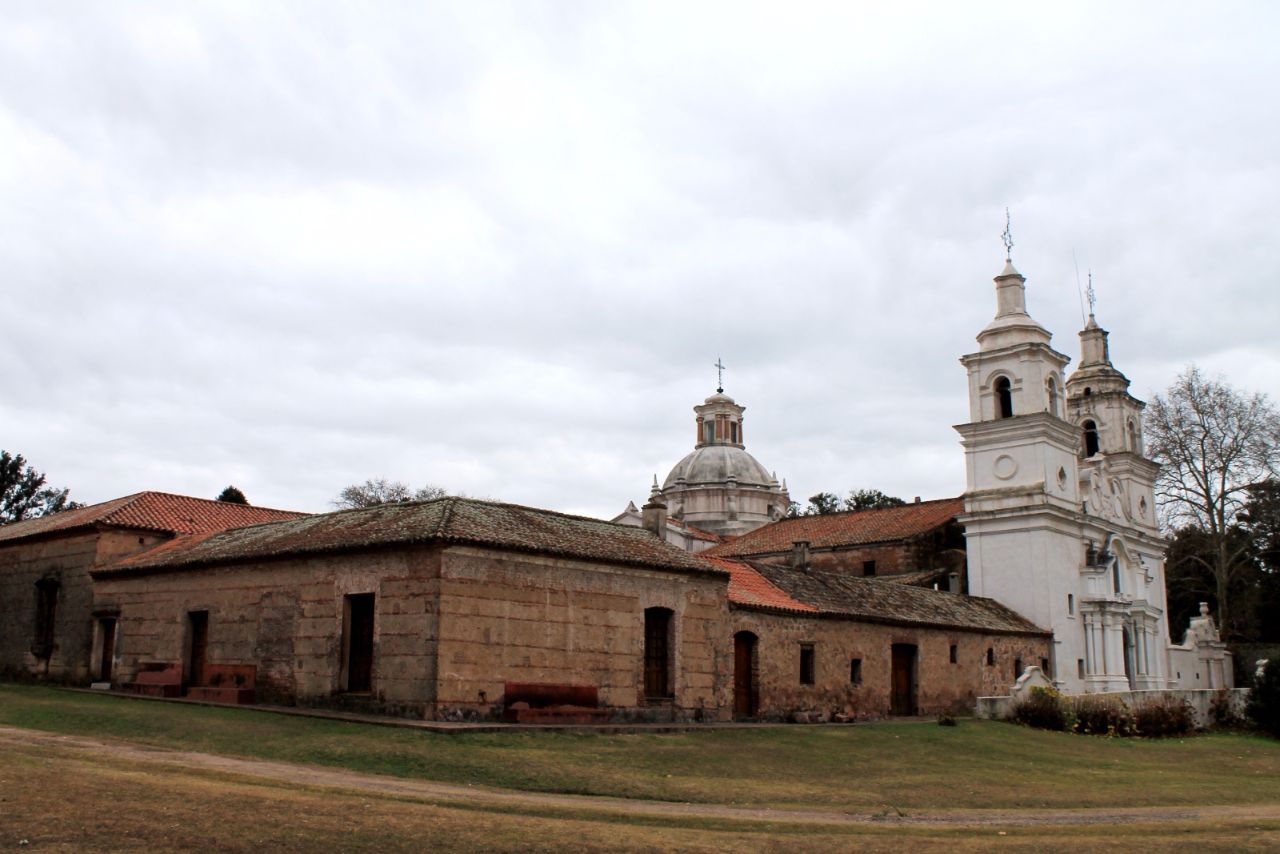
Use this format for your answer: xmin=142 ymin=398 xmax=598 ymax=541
xmin=955 ymin=257 xmax=1182 ymax=693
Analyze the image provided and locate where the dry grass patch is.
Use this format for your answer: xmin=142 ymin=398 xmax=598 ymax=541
xmin=1 ymin=684 xmax=1278 ymax=814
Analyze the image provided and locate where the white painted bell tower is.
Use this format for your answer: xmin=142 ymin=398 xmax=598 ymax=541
xmin=956 ymin=254 xmax=1170 ymax=693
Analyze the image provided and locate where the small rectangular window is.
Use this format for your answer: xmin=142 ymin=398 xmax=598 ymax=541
xmin=862 ymin=560 xmax=876 ymax=577
xmin=1040 ymin=657 xmax=1051 ymax=677
xmin=1077 ymin=659 xmax=1086 ymax=680
xmin=986 ymin=647 xmax=995 ymax=666
xmin=949 ymin=644 xmax=958 ymax=664
xmin=1067 ymin=593 xmax=1074 ymax=616
xmin=799 ymin=643 xmax=815 ymax=685
xmin=1014 ymin=657 xmax=1023 ymax=678
xmin=850 ymin=658 xmax=862 ymax=684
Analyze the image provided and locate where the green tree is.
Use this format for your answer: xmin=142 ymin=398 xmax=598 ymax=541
xmin=1146 ymin=366 xmax=1280 ymax=638
xmin=843 ymin=489 xmax=906 ymax=511
xmin=333 ymin=478 xmax=448 ymax=509
xmin=1 ymin=450 xmax=79 ymax=523
xmin=216 ymin=486 xmax=249 ymax=505
xmin=802 ymin=492 xmax=843 ymax=515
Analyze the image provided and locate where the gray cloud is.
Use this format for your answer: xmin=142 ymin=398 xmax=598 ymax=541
xmin=2 ymin=2 xmax=1277 ymax=518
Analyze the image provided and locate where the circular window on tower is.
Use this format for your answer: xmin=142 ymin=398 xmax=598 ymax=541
xmin=993 ymin=454 xmax=1018 ymax=481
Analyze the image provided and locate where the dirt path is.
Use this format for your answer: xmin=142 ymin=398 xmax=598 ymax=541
xmin=2 ymin=724 xmax=1277 ymax=829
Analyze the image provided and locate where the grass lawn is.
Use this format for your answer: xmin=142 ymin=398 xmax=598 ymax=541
xmin=1 ymin=683 xmax=1277 ymax=813
xmin=4 ymin=740 xmax=1279 ymax=853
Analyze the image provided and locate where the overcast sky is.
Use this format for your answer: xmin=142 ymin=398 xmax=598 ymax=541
xmin=3 ymin=2 xmax=1278 ymax=519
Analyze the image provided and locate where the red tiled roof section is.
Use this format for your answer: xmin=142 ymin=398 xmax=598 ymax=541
xmin=0 ymin=491 xmax=307 ymax=544
xmin=702 ymin=556 xmax=817 ymax=614
xmin=98 ymin=497 xmax=728 ymax=577
xmin=668 ymin=518 xmax=723 ymax=543
xmin=703 ymin=497 xmax=965 ymax=557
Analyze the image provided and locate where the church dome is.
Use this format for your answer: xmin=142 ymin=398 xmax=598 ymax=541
xmin=663 ymin=445 xmax=775 ymax=490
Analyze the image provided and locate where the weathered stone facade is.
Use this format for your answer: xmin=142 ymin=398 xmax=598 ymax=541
xmin=730 ymin=608 xmax=1050 ymax=720
xmin=0 ymin=529 xmax=167 ymax=681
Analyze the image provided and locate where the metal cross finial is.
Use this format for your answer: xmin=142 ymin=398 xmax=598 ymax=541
xmin=1001 ymin=207 xmax=1014 ymax=261
xmin=1086 ymin=270 xmax=1096 ymax=316
xmin=714 ymin=357 xmax=726 ymax=393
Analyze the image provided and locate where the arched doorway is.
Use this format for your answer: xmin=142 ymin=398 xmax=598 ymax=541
xmin=733 ymin=631 xmax=758 ymax=718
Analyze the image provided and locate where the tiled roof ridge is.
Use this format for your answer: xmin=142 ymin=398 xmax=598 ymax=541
xmin=119 ymin=490 xmax=305 ymax=518
xmin=96 ymin=493 xmax=726 ymax=578
xmin=702 ymin=496 xmax=965 ymax=557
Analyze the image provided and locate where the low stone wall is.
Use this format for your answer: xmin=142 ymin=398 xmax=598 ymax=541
xmin=977 ymin=686 xmax=1249 ymax=728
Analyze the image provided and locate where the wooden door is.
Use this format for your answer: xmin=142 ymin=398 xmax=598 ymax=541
xmin=644 ymin=608 xmax=672 ymax=699
xmin=345 ymin=594 xmax=375 ymax=692
xmin=733 ymin=632 xmax=757 ymax=718
xmin=187 ymin=611 xmax=209 ymax=688
xmin=99 ymin=618 xmax=117 ymax=682
xmin=890 ymin=644 xmax=917 ymax=716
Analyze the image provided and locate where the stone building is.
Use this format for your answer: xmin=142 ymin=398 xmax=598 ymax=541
xmin=0 ymin=492 xmax=305 ymax=683
xmin=91 ymin=497 xmax=733 ymax=720
xmin=702 ymin=498 xmax=967 ymax=585
xmin=707 ymin=555 xmax=1048 ymax=719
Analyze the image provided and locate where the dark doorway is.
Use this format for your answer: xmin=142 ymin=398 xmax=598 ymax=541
xmin=186 ymin=611 xmax=209 ymax=689
xmin=343 ymin=593 xmax=376 ymax=693
xmin=890 ymin=643 xmax=918 ymax=716
xmin=644 ymin=607 xmax=673 ymax=699
xmin=98 ymin=618 xmax=117 ymax=682
xmin=733 ymin=631 xmax=758 ymax=718
xmin=32 ymin=578 xmax=59 ymax=659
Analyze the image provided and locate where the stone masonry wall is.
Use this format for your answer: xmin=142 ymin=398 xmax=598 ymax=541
xmin=0 ymin=529 xmax=167 ymax=682
xmin=435 ymin=547 xmax=733 ymax=721
xmin=732 ymin=608 xmax=1050 ymax=720
xmin=92 ymin=545 xmax=443 ymax=715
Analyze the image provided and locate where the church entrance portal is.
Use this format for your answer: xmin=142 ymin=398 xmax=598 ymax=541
xmin=733 ymin=631 xmax=758 ymax=718
xmin=891 ymin=644 xmax=918 ymax=715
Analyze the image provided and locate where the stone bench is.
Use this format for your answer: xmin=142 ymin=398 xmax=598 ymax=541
xmin=124 ymin=662 xmax=183 ymax=698
xmin=186 ymin=664 xmax=257 ymax=705
xmin=502 ymin=682 xmax=610 ymax=724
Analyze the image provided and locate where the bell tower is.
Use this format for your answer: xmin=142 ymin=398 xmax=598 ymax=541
xmin=957 ymin=239 xmax=1171 ymax=693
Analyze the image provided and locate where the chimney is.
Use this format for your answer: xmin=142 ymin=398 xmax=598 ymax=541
xmin=791 ymin=540 xmax=810 ymax=570
xmin=641 ymin=498 xmax=667 ymax=541
xmin=948 ymin=571 xmax=961 ymax=594
xmin=914 ymin=496 xmax=921 ymax=504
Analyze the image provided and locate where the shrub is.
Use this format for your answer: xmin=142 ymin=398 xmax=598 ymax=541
xmin=1209 ymin=688 xmax=1244 ymax=730
xmin=1133 ymin=695 xmax=1196 ymax=737
xmin=1247 ymin=659 xmax=1280 ymax=738
xmin=1071 ymin=695 xmax=1136 ymax=737
xmin=1010 ymin=686 xmax=1069 ymax=731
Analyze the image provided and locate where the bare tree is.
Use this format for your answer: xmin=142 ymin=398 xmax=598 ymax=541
xmin=333 ymin=478 xmax=448 ymax=509
xmin=1146 ymin=366 xmax=1280 ymax=636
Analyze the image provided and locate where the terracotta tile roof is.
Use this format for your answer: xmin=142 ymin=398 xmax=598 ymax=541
xmin=668 ymin=518 xmax=723 ymax=543
xmin=0 ymin=491 xmax=307 ymax=544
xmin=97 ymin=497 xmax=728 ymax=577
xmin=882 ymin=568 xmax=951 ymax=588
xmin=703 ymin=497 xmax=965 ymax=558
xmin=738 ymin=560 xmax=1047 ymax=635
xmin=701 ymin=556 xmax=818 ymax=614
